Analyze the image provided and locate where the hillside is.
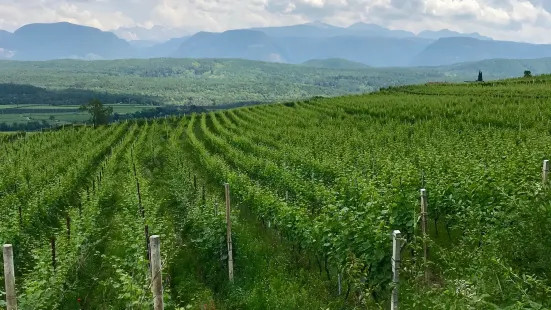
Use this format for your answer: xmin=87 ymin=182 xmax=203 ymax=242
xmin=0 ymin=57 xmax=549 ymax=107
xmin=2 ymin=74 xmax=550 ymax=309
xmin=0 ymin=58 xmax=443 ymax=106
xmin=301 ymin=58 xmax=371 ymax=69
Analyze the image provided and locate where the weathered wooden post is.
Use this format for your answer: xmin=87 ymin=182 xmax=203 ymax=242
xmin=391 ymin=230 xmax=401 ymax=310
xmin=202 ymin=185 xmax=206 ymax=205
xmin=420 ymin=188 xmax=429 ymax=282
xmin=66 ymin=216 xmax=71 ymax=241
xmin=543 ymin=160 xmax=549 ymax=185
xmin=150 ymin=235 xmax=164 ymax=310
xmin=338 ymin=272 xmax=342 ymax=295
xmin=3 ymin=244 xmax=18 ymax=310
xmin=224 ymin=183 xmax=234 ymax=282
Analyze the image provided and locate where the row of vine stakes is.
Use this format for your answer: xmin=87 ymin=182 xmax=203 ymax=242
xmin=3 ymin=160 xmax=550 ymax=310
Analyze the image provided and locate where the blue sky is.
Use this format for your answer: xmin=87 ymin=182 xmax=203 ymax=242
xmin=0 ymin=0 xmax=550 ymax=43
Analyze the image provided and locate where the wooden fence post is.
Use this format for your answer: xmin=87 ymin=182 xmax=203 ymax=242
xmin=337 ymin=272 xmax=342 ymax=295
xmin=224 ymin=183 xmax=234 ymax=282
xmin=3 ymin=244 xmax=18 ymax=310
xmin=145 ymin=225 xmax=151 ymax=267
xmin=202 ymin=185 xmax=206 ymax=205
xmin=66 ymin=216 xmax=71 ymax=241
xmin=420 ymin=188 xmax=429 ymax=282
xmin=391 ymin=230 xmax=401 ymax=310
xmin=150 ymin=235 xmax=164 ymax=310
xmin=543 ymin=160 xmax=549 ymax=185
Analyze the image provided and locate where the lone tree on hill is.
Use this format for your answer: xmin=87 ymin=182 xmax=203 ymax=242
xmin=80 ymin=99 xmax=113 ymax=126
xmin=477 ymin=70 xmax=484 ymax=82
xmin=524 ymin=70 xmax=532 ymax=78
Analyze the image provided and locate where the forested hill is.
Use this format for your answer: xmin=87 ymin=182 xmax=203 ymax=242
xmin=0 ymin=58 xmax=443 ymax=106
xmin=0 ymin=57 xmax=550 ymax=106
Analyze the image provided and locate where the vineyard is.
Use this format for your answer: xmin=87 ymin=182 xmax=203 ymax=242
xmin=2 ymin=76 xmax=551 ymax=309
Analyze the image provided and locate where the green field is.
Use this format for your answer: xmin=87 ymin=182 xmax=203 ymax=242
xmin=0 ymin=75 xmax=550 ymax=309
xmin=0 ymin=104 xmax=155 ymax=127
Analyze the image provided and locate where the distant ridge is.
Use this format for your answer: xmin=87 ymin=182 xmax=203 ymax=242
xmin=417 ymin=29 xmax=492 ymax=41
xmin=2 ymin=21 xmax=551 ymax=67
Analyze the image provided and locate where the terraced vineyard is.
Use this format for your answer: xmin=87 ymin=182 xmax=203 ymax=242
xmin=2 ymin=76 xmax=551 ymax=309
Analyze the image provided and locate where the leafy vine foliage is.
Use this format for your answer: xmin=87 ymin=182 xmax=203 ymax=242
xmin=1 ymin=75 xmax=551 ymax=309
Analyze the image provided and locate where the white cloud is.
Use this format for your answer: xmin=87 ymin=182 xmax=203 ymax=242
xmin=0 ymin=0 xmax=550 ymax=43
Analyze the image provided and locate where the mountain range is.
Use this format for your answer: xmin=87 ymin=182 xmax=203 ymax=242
xmin=0 ymin=21 xmax=550 ymax=68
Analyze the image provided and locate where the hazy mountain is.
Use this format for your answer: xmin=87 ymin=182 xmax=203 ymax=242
xmin=114 ymin=25 xmax=190 ymax=42
xmin=0 ymin=30 xmax=11 ymax=41
xmin=8 ymin=22 xmax=135 ymax=60
xmin=249 ymin=21 xmax=348 ymax=38
xmin=418 ymin=29 xmax=492 ymax=40
xmin=0 ymin=30 xmax=15 ymax=59
xmin=139 ymin=36 xmax=189 ymax=58
xmin=169 ymin=33 xmax=432 ymax=66
xmin=347 ymin=22 xmax=415 ymax=38
xmin=250 ymin=21 xmax=420 ymax=39
xmin=302 ymin=58 xmax=371 ymax=69
xmin=172 ymin=30 xmax=287 ymax=62
xmin=272 ymin=36 xmax=433 ymax=66
xmin=129 ymin=40 xmax=159 ymax=48
xmin=411 ymin=37 xmax=551 ymax=66
xmin=3 ymin=21 xmax=551 ymax=68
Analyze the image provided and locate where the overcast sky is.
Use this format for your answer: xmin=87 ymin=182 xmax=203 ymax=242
xmin=0 ymin=0 xmax=550 ymax=43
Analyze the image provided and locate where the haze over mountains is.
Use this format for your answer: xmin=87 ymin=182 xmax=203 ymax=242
xmin=0 ymin=21 xmax=549 ymax=67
